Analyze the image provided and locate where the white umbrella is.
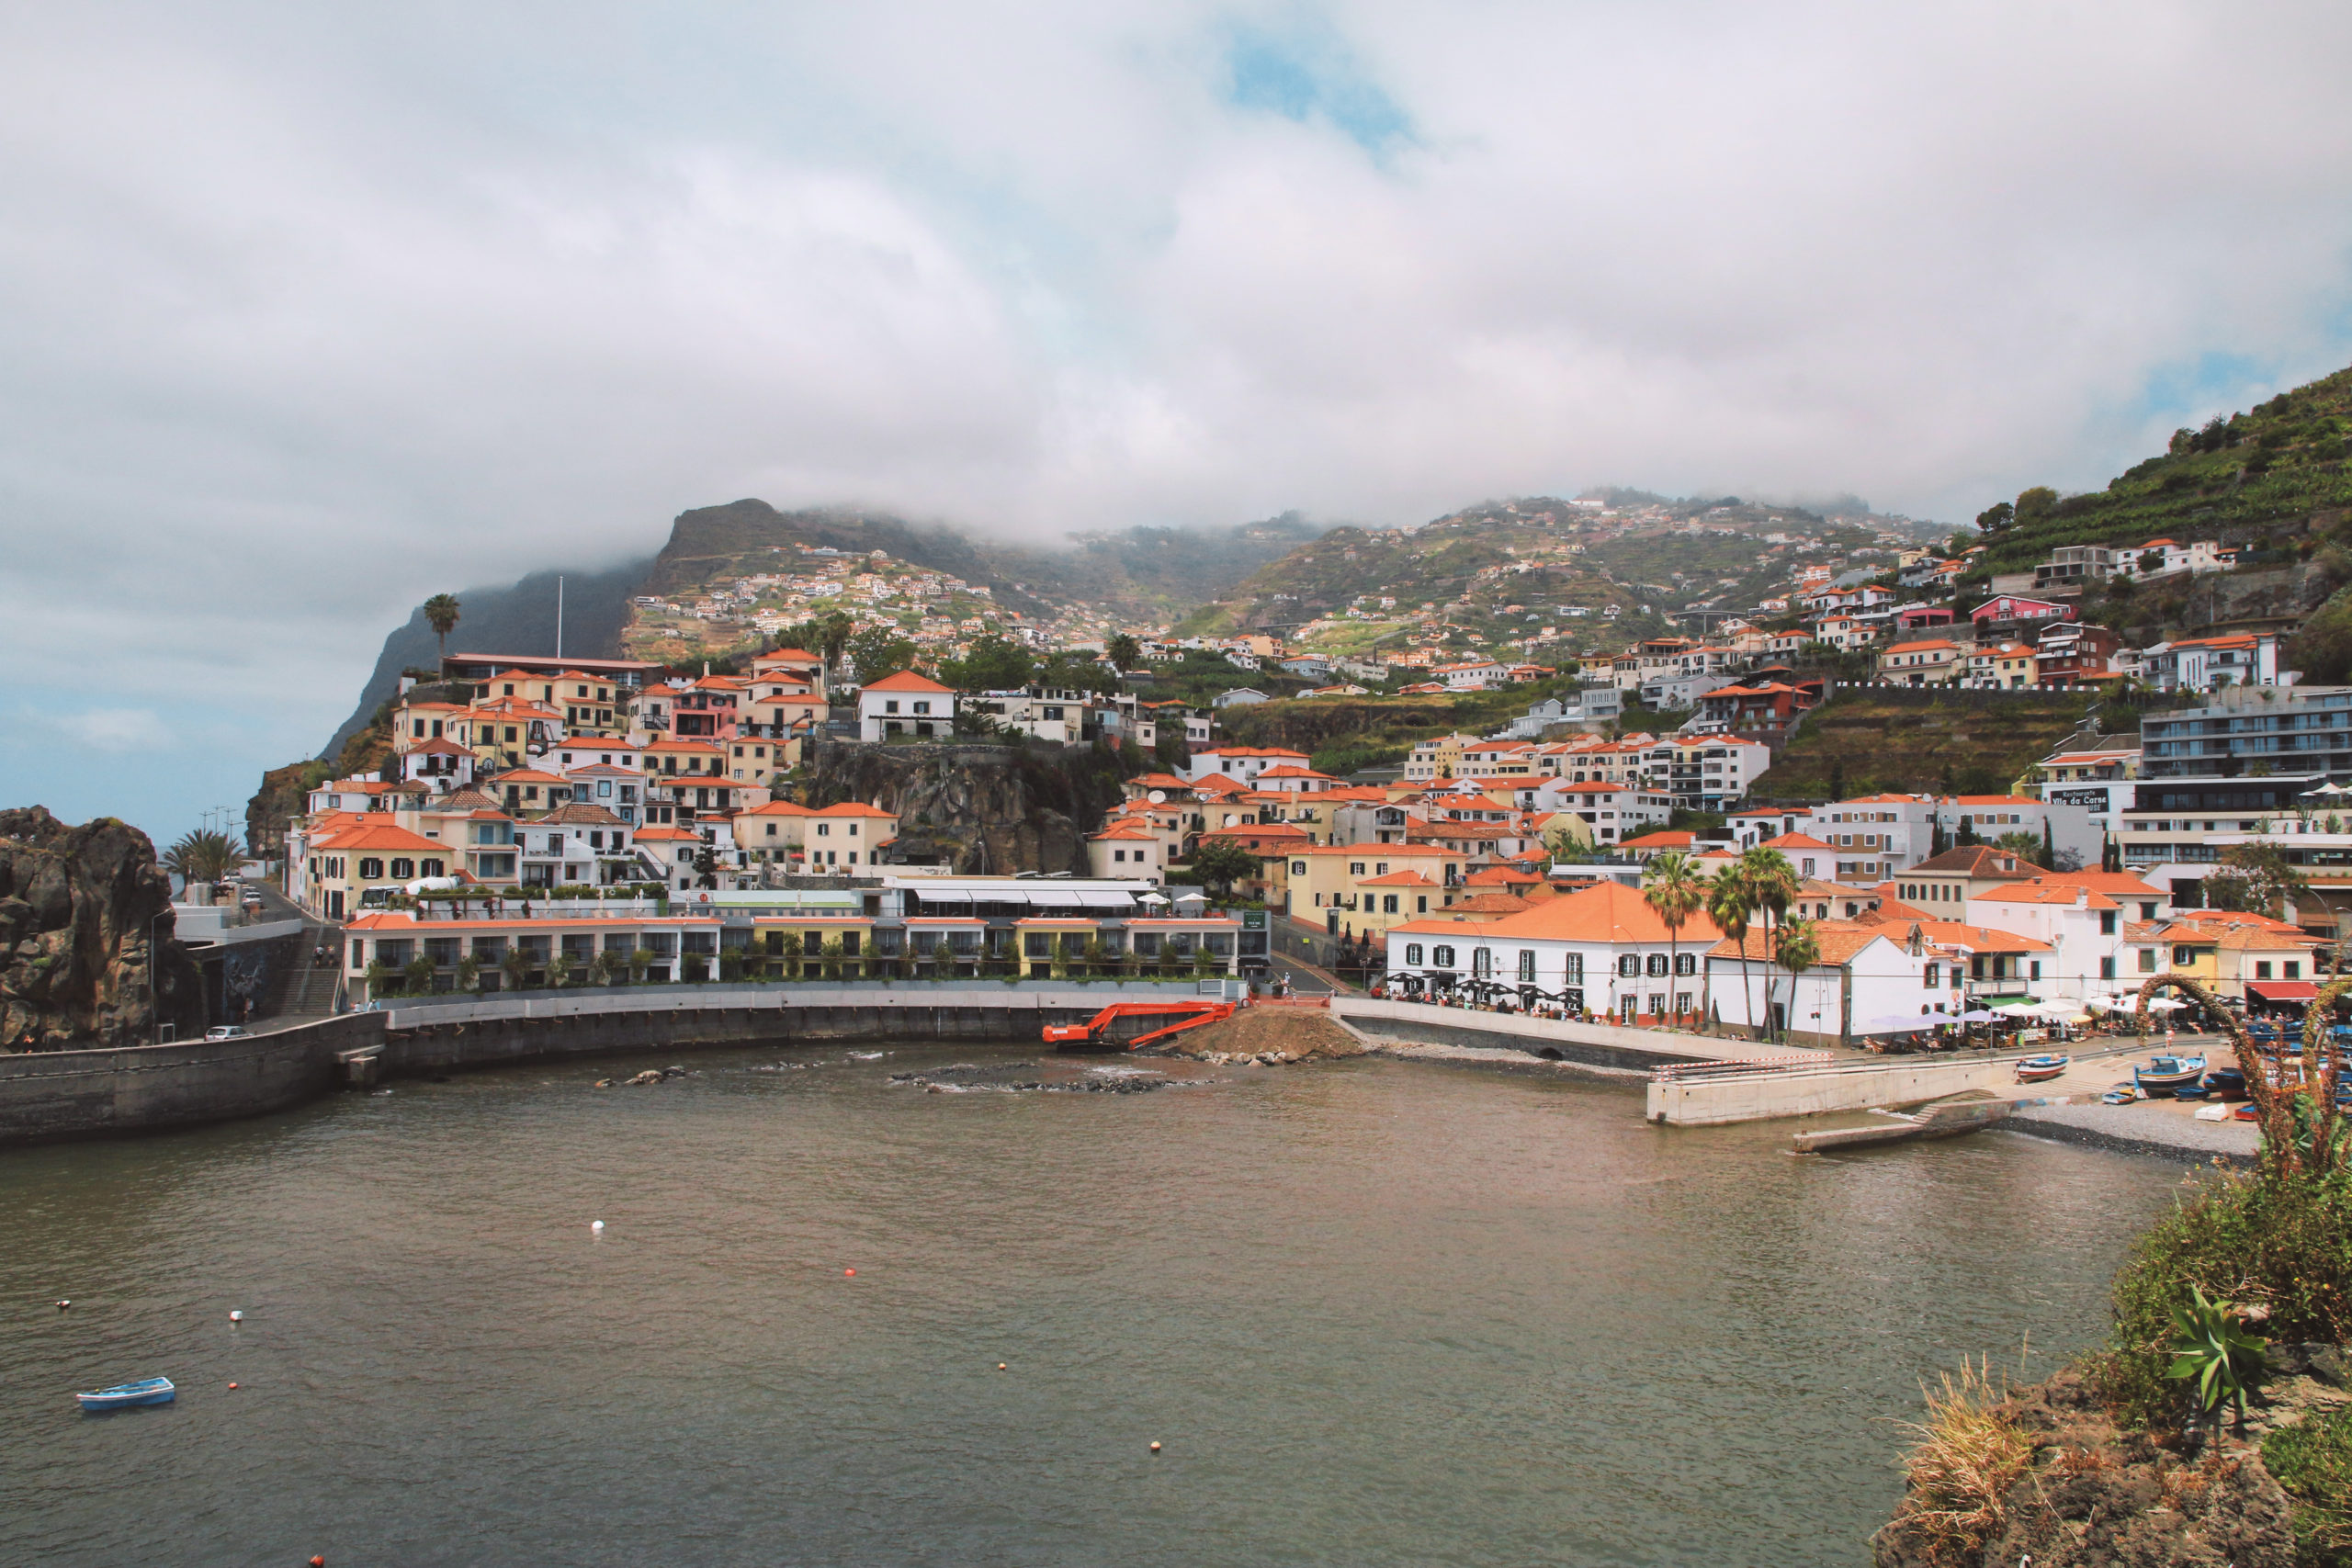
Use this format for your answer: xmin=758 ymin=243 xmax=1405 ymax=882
xmin=2086 ymin=998 xmax=2117 ymax=1014
xmin=1996 ymin=1002 xmax=2041 ymax=1018
xmin=1961 ymin=1009 xmax=1998 ymax=1022
xmin=2144 ymin=997 xmax=2188 ymax=1011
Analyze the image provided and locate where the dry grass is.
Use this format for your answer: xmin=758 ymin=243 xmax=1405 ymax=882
xmin=1887 ymin=1355 xmax=2036 ymax=1567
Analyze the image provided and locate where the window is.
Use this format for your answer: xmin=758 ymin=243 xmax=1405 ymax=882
xmin=1405 ymin=943 xmax=1424 ymax=966
xmin=885 ymin=700 xmax=899 ymax=714
xmin=1383 ymin=895 xmax=1398 ymax=914
xmin=1430 ymin=945 xmax=1455 ymax=967
xmin=1472 ymin=948 xmax=1493 ymax=977
xmin=2256 ymin=961 xmax=2273 ymax=980
xmin=1518 ymin=950 xmax=1535 ymax=982
xmin=2099 ymin=909 xmax=2117 ymax=935
xmin=2140 ymin=949 xmax=2157 ymax=973
xmin=357 ymin=858 xmax=383 ymax=879
xmin=1618 ymin=954 xmax=1640 ymax=977
xmin=1924 ymin=963 xmax=1940 ymax=988
xmin=1350 ymin=862 xmax=1365 ymax=875
xmin=1291 ymin=861 xmax=1306 ymax=875
xmin=2288 ymin=963 xmax=2302 ymax=980
xmin=2029 ymin=960 xmax=2041 ymax=981
xmin=390 ymin=858 xmax=414 ymax=878
xmin=1646 ymin=953 xmax=1668 ymax=976
xmin=1674 ymin=953 xmax=1695 ymax=976
xmin=2174 ymin=946 xmax=2192 ymax=967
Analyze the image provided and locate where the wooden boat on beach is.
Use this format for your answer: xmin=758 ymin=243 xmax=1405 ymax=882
xmin=2013 ymin=1054 xmax=2069 ymax=1083
xmin=76 ymin=1377 xmax=173 ymax=1412
xmin=2133 ymin=1055 xmax=2208 ymax=1098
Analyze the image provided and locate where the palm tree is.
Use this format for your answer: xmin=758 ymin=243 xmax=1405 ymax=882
xmin=1106 ymin=633 xmax=1141 ymax=672
xmin=1772 ymin=918 xmax=1823 ymax=1043
xmin=164 ymin=828 xmax=243 ymax=885
xmin=422 ymin=593 xmax=462 ymax=665
xmin=1706 ymin=866 xmax=1756 ymax=1036
xmin=1641 ymin=851 xmax=1704 ymax=1022
xmin=1738 ymin=847 xmax=1801 ymax=1038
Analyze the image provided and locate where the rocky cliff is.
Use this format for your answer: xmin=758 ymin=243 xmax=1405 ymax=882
xmin=0 ymin=807 xmax=205 ymax=1050
xmin=797 ymin=739 xmax=1133 ymax=875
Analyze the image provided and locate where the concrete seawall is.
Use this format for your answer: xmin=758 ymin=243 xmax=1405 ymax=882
xmin=0 ymin=1015 xmax=385 ymax=1145
xmin=0 ymin=983 xmax=1216 ymax=1145
xmin=379 ymin=986 xmax=1151 ymax=1074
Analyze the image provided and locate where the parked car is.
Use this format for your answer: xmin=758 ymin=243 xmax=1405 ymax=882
xmin=203 ymin=1025 xmax=253 ymax=1042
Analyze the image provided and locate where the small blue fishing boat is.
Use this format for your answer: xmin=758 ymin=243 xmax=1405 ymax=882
xmin=76 ymin=1377 xmax=174 ymax=1412
xmin=2204 ymin=1067 xmax=2246 ymax=1101
xmin=2134 ymin=1055 xmax=2208 ymax=1098
xmin=2014 ymin=1054 xmax=2070 ymax=1083
xmin=2102 ymin=1081 xmax=2139 ymax=1105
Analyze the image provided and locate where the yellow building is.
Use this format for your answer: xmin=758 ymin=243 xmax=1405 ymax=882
xmin=1274 ymin=842 xmax=1468 ymax=937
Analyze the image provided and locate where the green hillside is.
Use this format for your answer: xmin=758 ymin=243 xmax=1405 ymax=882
xmin=1752 ymin=691 xmax=2115 ymax=800
xmin=1965 ymin=362 xmax=2352 ymax=584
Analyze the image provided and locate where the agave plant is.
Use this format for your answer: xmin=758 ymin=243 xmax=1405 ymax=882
xmin=2165 ymin=1285 xmax=2267 ymax=1436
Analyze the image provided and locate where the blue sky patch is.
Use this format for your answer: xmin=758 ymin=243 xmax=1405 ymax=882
xmin=1224 ymin=23 xmax=1415 ymax=160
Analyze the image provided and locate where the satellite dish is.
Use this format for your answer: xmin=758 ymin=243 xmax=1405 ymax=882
xmin=1147 ymin=789 xmax=1166 ymax=805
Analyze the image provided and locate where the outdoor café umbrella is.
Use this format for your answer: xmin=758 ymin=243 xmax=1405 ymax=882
xmin=1960 ymin=1009 xmax=1999 ymax=1022
xmin=2144 ymin=997 xmax=2189 ymax=1011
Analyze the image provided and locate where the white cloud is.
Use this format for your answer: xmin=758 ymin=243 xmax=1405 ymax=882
xmin=43 ymin=707 xmax=175 ymax=754
xmin=1 ymin=0 xmax=2349 ymax=829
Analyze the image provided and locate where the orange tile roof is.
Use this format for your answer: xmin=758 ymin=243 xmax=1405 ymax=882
xmin=310 ymin=821 xmax=448 ymax=854
xmin=1391 ymin=881 xmax=1724 ymax=944
xmin=815 ymin=802 xmax=897 ymax=818
xmin=862 ymin=670 xmax=955 ymax=694
xmin=1707 ymin=920 xmax=1894 ymax=965
xmin=1359 ymin=870 xmax=1440 ymax=886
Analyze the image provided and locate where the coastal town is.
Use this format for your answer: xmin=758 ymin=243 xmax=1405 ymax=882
xmin=241 ymin=507 xmax=2341 ymax=1051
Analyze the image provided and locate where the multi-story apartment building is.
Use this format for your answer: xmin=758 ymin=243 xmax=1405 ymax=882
xmin=1638 ymin=737 xmax=1770 ymax=811
xmin=2140 ymin=686 xmax=2352 ymax=780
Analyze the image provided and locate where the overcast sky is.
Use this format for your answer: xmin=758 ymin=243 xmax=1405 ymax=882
xmin=4 ymin=0 xmax=2350 ymax=845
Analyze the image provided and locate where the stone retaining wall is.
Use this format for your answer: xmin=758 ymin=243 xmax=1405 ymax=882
xmin=0 ymin=1014 xmax=384 ymax=1145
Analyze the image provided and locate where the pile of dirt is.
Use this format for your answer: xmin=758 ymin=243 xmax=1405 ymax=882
xmin=1874 ymin=1366 xmax=2306 ymax=1567
xmin=1151 ymin=1007 xmax=1366 ymax=1064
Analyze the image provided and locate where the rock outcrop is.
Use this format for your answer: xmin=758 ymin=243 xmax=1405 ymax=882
xmin=798 ymin=738 xmax=1131 ymax=875
xmin=0 ymin=807 xmax=205 ymax=1050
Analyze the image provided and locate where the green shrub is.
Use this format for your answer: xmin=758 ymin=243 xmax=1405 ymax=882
xmin=2265 ymin=1404 xmax=2352 ymax=1565
xmin=2097 ymin=1168 xmax=2352 ymax=1426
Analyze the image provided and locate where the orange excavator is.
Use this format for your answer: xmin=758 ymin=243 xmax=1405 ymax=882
xmin=1043 ymin=999 xmax=1237 ymax=1052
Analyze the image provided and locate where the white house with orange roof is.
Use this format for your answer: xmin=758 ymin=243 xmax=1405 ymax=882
xmin=1087 ymin=821 xmax=1166 ymax=884
xmin=1384 ymin=880 xmax=1724 ymax=1021
xmin=750 ymin=646 xmax=828 ymax=697
xmin=1529 ymin=779 xmax=1673 ymax=844
xmin=805 ymin=801 xmax=899 ymax=868
xmin=1876 ymin=637 xmax=1966 ymax=686
xmin=515 ymin=803 xmax=635 ymax=888
xmin=857 ymin=670 xmax=957 ymax=740
xmin=1962 ymin=882 xmax=2133 ymax=997
xmin=1252 ymin=764 xmax=1339 ymax=794
xmin=1703 ymin=919 xmax=1961 ymax=1045
xmin=1179 ymin=744 xmax=1312 ymax=786
xmin=2139 ymin=633 xmax=2282 ymax=694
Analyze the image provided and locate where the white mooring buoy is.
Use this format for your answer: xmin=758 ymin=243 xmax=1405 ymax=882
xmin=592 ymin=1220 xmax=605 ymax=1232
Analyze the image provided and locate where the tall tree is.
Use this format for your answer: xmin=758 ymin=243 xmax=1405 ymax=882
xmin=1641 ymin=851 xmax=1704 ymax=1021
xmin=1706 ymin=865 xmax=1757 ymax=1036
xmin=1737 ymin=847 xmax=1801 ymax=1040
xmin=2201 ymin=842 xmax=2308 ymax=918
xmin=1187 ymin=839 xmax=1262 ymax=900
xmin=1105 ymin=633 xmax=1141 ymax=671
xmin=422 ymin=593 xmax=462 ymax=665
xmin=937 ymin=635 xmax=1033 ymax=693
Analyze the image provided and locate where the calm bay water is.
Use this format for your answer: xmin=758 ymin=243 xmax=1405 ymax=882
xmin=1 ymin=1046 xmax=2189 ymax=1566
